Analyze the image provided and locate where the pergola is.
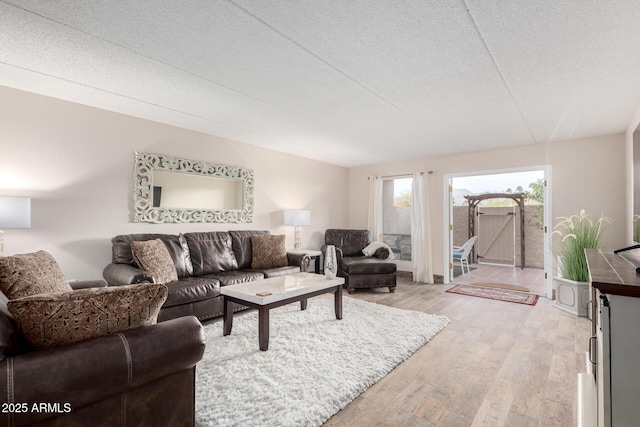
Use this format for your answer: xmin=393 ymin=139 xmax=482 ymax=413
xmin=463 ymin=193 xmax=525 ymax=269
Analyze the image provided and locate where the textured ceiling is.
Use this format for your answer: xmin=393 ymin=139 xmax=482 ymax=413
xmin=2 ymin=1 xmax=640 ymax=167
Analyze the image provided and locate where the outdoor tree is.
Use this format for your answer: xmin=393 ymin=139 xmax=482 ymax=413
xmin=524 ymin=178 xmax=544 ymax=204
xmin=394 ymin=190 xmax=412 ymax=207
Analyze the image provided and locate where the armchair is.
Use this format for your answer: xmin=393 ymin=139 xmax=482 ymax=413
xmin=322 ymin=229 xmax=396 ymax=294
xmin=0 ymin=250 xmax=206 ymax=426
xmin=0 ymin=302 xmax=205 ymax=426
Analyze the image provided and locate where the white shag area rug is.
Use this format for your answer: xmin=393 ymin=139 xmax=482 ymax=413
xmin=195 ymin=295 xmax=449 ymax=427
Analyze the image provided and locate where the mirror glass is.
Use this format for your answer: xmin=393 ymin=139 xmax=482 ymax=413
xmin=133 ymin=152 xmax=254 ymax=223
xmin=152 ymin=171 xmax=243 ymax=210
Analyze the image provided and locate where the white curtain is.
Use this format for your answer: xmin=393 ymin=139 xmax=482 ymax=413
xmin=411 ymin=172 xmax=434 ymax=283
xmin=367 ymin=175 xmax=383 ymax=242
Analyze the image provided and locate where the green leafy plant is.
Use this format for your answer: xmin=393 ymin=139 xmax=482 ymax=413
xmin=553 ymin=210 xmax=611 ymax=282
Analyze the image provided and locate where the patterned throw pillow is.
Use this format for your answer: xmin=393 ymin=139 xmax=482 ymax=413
xmin=251 ymin=235 xmax=288 ymax=269
xmin=8 ymin=283 xmax=167 ymax=349
xmin=131 ymin=239 xmax=179 ymax=284
xmin=0 ymin=250 xmax=72 ymax=300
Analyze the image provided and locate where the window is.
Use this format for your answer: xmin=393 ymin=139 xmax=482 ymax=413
xmin=382 ymin=177 xmax=412 ymax=261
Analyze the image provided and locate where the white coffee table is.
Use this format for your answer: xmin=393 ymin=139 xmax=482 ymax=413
xmin=221 ymin=273 xmax=345 ymax=351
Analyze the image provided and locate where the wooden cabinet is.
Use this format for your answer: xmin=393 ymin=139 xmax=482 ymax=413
xmin=582 ymin=250 xmax=640 ymax=427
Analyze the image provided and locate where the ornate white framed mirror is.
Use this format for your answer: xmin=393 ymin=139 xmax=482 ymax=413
xmin=133 ymin=152 xmax=254 ymax=223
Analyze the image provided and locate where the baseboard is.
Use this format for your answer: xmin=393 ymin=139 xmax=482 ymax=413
xmin=397 ymin=270 xmax=412 ymax=279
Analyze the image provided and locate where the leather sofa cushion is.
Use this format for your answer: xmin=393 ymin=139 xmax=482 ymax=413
xmin=163 ymin=277 xmax=221 ymax=308
xmin=341 ymin=257 xmax=397 ymax=275
xmin=184 ymin=232 xmax=239 ymax=276
xmin=111 ymin=234 xmax=192 ymax=278
xmin=7 ymin=284 xmax=167 ymax=349
xmin=206 ymin=271 xmax=264 ymax=286
xmin=131 ymin=239 xmax=179 ymax=284
xmin=229 ymin=230 xmax=270 ymax=269
xmin=251 ymin=234 xmax=288 ymax=269
xmin=325 ymin=229 xmax=372 ymax=257
xmin=0 ymin=250 xmax=73 ymax=300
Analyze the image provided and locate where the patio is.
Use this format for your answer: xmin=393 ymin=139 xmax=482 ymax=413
xmin=451 ymin=263 xmax=546 ymax=296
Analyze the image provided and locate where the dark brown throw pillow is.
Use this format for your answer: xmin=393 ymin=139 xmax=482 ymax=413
xmin=8 ymin=283 xmax=167 ymax=349
xmin=0 ymin=250 xmax=72 ymax=300
xmin=251 ymin=235 xmax=288 ymax=269
xmin=131 ymin=239 xmax=179 ymax=284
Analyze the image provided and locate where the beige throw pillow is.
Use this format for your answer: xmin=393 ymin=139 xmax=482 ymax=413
xmin=0 ymin=250 xmax=72 ymax=300
xmin=8 ymin=283 xmax=168 ymax=349
xmin=251 ymin=235 xmax=288 ymax=269
xmin=131 ymin=239 xmax=178 ymax=284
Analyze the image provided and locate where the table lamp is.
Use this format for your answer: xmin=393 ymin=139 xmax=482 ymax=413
xmin=0 ymin=196 xmax=31 ymax=256
xmin=283 ymin=209 xmax=310 ymax=250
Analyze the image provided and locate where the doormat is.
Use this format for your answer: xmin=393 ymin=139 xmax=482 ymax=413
xmin=470 ymin=282 xmax=530 ymax=293
xmin=446 ymin=285 xmax=538 ymax=306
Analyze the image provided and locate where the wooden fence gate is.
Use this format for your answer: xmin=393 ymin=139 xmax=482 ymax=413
xmin=464 ymin=193 xmax=525 ymax=269
xmin=477 ymin=206 xmax=515 ymax=265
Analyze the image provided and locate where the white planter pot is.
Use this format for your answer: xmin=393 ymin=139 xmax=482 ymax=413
xmin=553 ymin=276 xmax=590 ymax=317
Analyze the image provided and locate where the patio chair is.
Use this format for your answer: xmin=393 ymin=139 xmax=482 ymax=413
xmin=452 ymin=236 xmax=478 ymax=275
xmin=398 ymin=235 xmax=412 ymax=261
xmin=383 ymin=234 xmax=402 ymax=259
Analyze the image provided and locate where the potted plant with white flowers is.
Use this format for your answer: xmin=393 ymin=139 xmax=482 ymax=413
xmin=552 ymin=209 xmax=610 ymax=316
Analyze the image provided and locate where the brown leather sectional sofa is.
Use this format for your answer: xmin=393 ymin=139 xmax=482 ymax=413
xmin=103 ymin=230 xmax=306 ymax=322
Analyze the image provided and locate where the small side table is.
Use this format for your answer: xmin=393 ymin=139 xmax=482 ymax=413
xmin=288 ymin=249 xmax=323 ymax=274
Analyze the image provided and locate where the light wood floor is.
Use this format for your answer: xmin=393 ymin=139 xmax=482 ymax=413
xmin=323 ymin=277 xmax=591 ymax=427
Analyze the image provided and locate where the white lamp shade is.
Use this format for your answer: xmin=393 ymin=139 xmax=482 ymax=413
xmin=283 ymin=209 xmax=311 ymax=226
xmin=0 ymin=197 xmax=31 ymax=228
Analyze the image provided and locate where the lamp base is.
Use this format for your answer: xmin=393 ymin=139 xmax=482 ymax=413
xmin=294 ymin=226 xmax=302 ymax=250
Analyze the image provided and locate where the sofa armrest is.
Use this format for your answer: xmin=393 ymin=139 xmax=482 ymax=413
xmin=69 ymin=279 xmax=108 ymax=290
xmin=103 ymin=263 xmax=154 ymax=286
xmin=286 ymin=252 xmax=306 ymax=267
xmin=0 ymin=316 xmax=205 ymax=425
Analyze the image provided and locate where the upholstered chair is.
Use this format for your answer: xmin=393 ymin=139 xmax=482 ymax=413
xmin=322 ymin=229 xmax=397 ymax=293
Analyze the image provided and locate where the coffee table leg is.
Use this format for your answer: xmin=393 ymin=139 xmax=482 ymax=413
xmin=259 ymin=307 xmax=270 ymax=351
xmin=223 ymin=297 xmax=233 ymax=336
xmin=334 ymin=285 xmax=343 ymax=319
xmin=300 ymin=299 xmax=308 ymax=310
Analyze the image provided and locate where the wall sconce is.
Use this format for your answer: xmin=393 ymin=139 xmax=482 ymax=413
xmin=283 ymin=210 xmax=311 ymax=250
xmin=0 ymin=196 xmax=31 ymax=256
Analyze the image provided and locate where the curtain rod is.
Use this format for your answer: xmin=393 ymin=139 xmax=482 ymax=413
xmin=368 ymin=171 xmax=433 ymax=179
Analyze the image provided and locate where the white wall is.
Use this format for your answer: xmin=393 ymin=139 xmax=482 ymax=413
xmin=350 ymin=134 xmax=627 ymax=278
xmin=0 ymin=86 xmax=349 ymax=280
